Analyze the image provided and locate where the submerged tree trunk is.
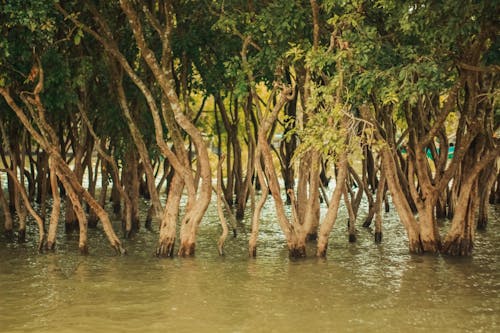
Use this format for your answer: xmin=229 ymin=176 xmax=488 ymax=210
xmin=476 ymin=162 xmax=498 ymax=230
xmin=46 ymin=157 xmax=61 ymax=250
xmin=0 ymin=171 xmax=14 ymax=237
xmin=316 ymin=155 xmax=349 ymax=257
xmin=1 ymin=78 xmax=125 ymax=254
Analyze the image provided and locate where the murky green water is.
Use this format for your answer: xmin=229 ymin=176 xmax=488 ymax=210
xmin=1 ymin=198 xmax=499 ymax=333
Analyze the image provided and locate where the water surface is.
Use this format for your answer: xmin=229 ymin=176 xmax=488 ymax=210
xmin=0 ymin=199 xmax=499 ymax=332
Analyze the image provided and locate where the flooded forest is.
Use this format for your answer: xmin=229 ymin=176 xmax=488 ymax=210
xmin=1 ymin=1 xmax=499 ymax=332
xmin=1 ymin=1 xmax=499 ymax=259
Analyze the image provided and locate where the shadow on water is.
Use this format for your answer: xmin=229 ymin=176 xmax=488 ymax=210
xmin=0 ymin=196 xmax=499 ymax=332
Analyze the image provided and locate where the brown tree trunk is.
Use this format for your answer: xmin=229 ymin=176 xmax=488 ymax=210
xmin=46 ymin=157 xmax=60 ymax=250
xmin=122 ymin=146 xmax=140 ymax=237
xmin=442 ymin=179 xmax=477 ymax=256
xmin=216 ymin=155 xmax=229 ymax=255
xmin=237 ymin=95 xmax=256 ymax=220
xmin=0 ymin=171 xmax=14 ymax=237
xmin=4 ymin=168 xmax=46 ymax=251
xmin=59 ymin=169 xmax=89 ymax=254
xmin=1 ymin=81 xmax=125 ymax=254
xmin=477 ymin=162 xmax=498 ymax=230
xmin=316 ymin=155 xmax=349 ymax=257
xmin=65 ymin=122 xmax=86 ymax=233
xmin=156 ymin=171 xmax=183 ymax=257
xmin=374 ymin=172 xmax=386 ymax=243
xmin=249 ymin=147 xmax=269 ymax=258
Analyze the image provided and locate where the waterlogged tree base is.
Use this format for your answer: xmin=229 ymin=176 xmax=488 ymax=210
xmin=249 ymin=245 xmax=257 ymax=258
xmin=79 ymin=244 xmax=89 ymax=255
xmin=18 ymin=229 xmax=26 ymax=243
xmin=46 ymin=241 xmax=56 ymax=251
xmin=37 ymin=235 xmax=47 ymax=253
xmin=289 ymin=245 xmax=307 ymax=258
xmin=88 ymin=218 xmax=99 ymax=229
xmin=111 ymin=242 xmax=127 ymax=255
xmin=421 ymin=240 xmax=441 ymax=254
xmin=316 ymin=243 xmax=328 ymax=258
xmin=156 ymin=237 xmax=176 ymax=257
xmin=477 ymin=217 xmax=488 ymax=230
xmin=65 ymin=221 xmax=78 ymax=233
xmin=408 ymin=240 xmax=424 ymax=255
xmin=178 ymin=242 xmax=196 ymax=257
xmin=442 ymin=237 xmax=474 ymax=256
xmin=144 ymin=216 xmax=153 ymax=230
xmin=4 ymin=229 xmax=14 ymax=241
xmin=348 ymin=234 xmax=357 ymax=243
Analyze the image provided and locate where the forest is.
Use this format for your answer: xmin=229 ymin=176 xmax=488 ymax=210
xmin=0 ymin=0 xmax=499 ymax=259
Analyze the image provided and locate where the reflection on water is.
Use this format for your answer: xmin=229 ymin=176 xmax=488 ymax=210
xmin=0 ymin=199 xmax=499 ymax=333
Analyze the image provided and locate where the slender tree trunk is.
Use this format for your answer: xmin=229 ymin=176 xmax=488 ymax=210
xmin=249 ymin=148 xmax=269 ymax=257
xmin=374 ymin=172 xmax=386 ymax=243
xmin=0 ymin=85 xmax=126 ymax=254
xmin=0 ymin=171 xmax=14 ymax=237
xmin=316 ymin=155 xmax=349 ymax=257
xmin=4 ymin=168 xmax=46 ymax=251
xmin=477 ymin=162 xmax=498 ymax=230
xmin=59 ymin=169 xmax=89 ymax=254
xmin=46 ymin=157 xmax=61 ymax=250
xmin=216 ymin=155 xmax=229 ymax=255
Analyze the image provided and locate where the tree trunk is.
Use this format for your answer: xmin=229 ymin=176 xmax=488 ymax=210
xmin=0 ymin=171 xmax=14 ymax=238
xmin=316 ymin=155 xmax=349 ymax=257
xmin=122 ymin=146 xmax=140 ymax=237
xmin=477 ymin=162 xmax=498 ymax=230
xmin=0 ymin=85 xmax=125 ymax=254
xmin=249 ymin=148 xmax=269 ymax=257
xmin=46 ymin=157 xmax=61 ymax=250
xmin=156 ymin=171 xmax=183 ymax=257
xmin=442 ymin=180 xmax=477 ymax=256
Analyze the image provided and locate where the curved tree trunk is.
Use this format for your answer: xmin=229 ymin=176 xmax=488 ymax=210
xmin=316 ymin=155 xmax=349 ymax=257
xmin=0 ymin=81 xmax=125 ymax=255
